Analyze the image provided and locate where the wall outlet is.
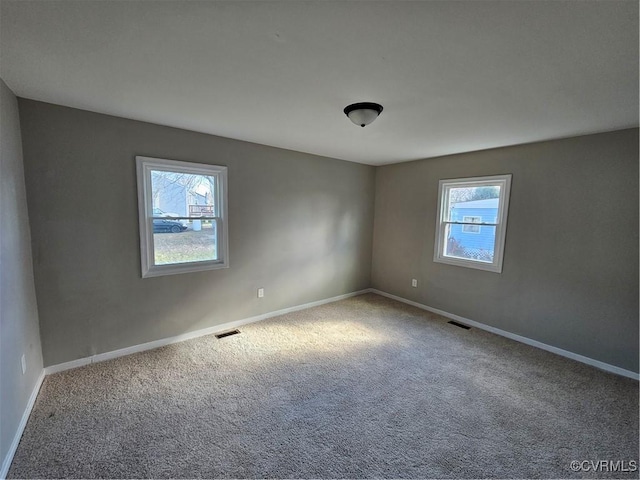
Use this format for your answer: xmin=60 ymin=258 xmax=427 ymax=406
xmin=257 ymin=288 xmax=264 ymax=298
xmin=411 ymin=279 xmax=418 ymax=287
xmin=21 ymin=354 xmax=26 ymax=375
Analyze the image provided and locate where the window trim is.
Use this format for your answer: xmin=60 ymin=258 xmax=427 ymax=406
xmin=136 ymin=156 xmax=229 ymax=278
xmin=433 ymin=174 xmax=512 ymax=273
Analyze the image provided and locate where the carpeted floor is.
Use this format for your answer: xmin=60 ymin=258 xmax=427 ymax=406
xmin=8 ymin=293 xmax=639 ymax=479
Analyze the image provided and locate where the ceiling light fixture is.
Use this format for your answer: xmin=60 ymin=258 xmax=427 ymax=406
xmin=343 ymin=102 xmax=383 ymax=127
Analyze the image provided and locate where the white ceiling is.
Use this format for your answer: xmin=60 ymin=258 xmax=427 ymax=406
xmin=1 ymin=1 xmax=637 ymax=165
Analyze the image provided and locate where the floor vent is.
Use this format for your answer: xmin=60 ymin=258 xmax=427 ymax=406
xmin=448 ymin=321 xmax=471 ymax=330
xmin=215 ymin=329 xmax=240 ymax=339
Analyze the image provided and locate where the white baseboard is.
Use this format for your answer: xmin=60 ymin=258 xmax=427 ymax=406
xmin=1 ymin=370 xmax=45 ymax=480
xmin=370 ymin=289 xmax=639 ymax=381
xmin=44 ymin=289 xmax=371 ymax=375
xmin=44 ymin=287 xmax=640 ymax=380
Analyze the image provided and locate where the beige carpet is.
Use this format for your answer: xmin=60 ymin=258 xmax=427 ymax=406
xmin=8 ymin=293 xmax=639 ymax=478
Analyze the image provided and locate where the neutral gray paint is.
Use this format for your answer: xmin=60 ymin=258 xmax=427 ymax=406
xmin=372 ymin=129 xmax=639 ymax=373
xmin=18 ymin=99 xmax=375 ymax=367
xmin=0 ymin=80 xmax=43 ymax=465
xmin=2 ymin=1 xmax=638 ymax=164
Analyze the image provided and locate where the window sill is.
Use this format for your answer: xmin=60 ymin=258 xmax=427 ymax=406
xmin=434 ymin=255 xmax=503 ymax=273
xmin=142 ymin=260 xmax=229 ymax=278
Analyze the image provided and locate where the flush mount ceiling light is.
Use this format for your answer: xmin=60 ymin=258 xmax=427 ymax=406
xmin=343 ymin=102 xmax=383 ymax=127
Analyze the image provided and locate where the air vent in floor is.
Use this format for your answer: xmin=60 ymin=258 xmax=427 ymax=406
xmin=215 ymin=329 xmax=240 ymax=339
xmin=448 ymin=321 xmax=471 ymax=330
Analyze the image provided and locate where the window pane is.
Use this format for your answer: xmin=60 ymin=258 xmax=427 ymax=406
xmin=444 ymin=223 xmax=496 ymax=263
xmin=447 ymin=185 xmax=501 ymax=221
xmin=150 ymin=169 xmax=218 ymax=265
xmin=448 ymin=185 xmax=501 ymax=204
xmin=153 ymin=220 xmax=218 ymax=265
xmin=151 ymin=170 xmax=217 ymax=218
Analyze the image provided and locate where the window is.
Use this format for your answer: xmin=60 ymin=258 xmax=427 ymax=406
xmin=434 ymin=174 xmax=511 ymax=273
xmin=462 ymin=216 xmax=482 ymax=234
xmin=136 ymin=156 xmax=229 ymax=277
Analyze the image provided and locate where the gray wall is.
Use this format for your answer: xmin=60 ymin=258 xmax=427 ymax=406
xmin=14 ymin=98 xmax=639 ymax=375
xmin=18 ymin=99 xmax=376 ymax=367
xmin=372 ymin=129 xmax=639 ymax=373
xmin=0 ymin=80 xmax=43 ymax=468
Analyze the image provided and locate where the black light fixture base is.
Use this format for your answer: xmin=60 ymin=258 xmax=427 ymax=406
xmin=343 ymin=102 xmax=384 ymax=127
xmin=344 ymin=102 xmax=384 ymax=115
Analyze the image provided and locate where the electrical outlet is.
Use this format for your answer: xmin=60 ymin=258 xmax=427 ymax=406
xmin=411 ymin=279 xmax=418 ymax=287
xmin=21 ymin=354 xmax=26 ymax=375
xmin=257 ymin=288 xmax=264 ymax=298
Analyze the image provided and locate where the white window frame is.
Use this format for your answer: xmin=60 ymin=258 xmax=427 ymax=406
xmin=434 ymin=174 xmax=511 ymax=273
xmin=461 ymin=216 xmax=482 ymax=234
xmin=136 ymin=156 xmax=229 ymax=278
